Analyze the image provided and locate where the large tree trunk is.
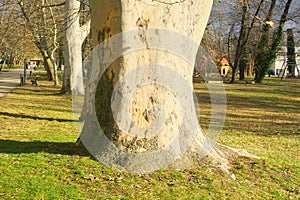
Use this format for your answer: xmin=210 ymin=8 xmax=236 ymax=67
xmin=62 ymin=0 xmax=90 ymax=94
xmin=78 ymin=0 xmax=257 ymax=176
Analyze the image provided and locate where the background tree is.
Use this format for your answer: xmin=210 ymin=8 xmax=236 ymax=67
xmin=229 ymin=0 xmax=249 ymax=83
xmin=202 ymin=0 xmax=266 ymax=82
xmin=16 ymin=0 xmax=65 ymax=85
xmin=62 ymin=0 xmax=90 ymax=94
xmin=232 ymin=0 xmax=266 ymax=82
xmin=202 ymin=0 xmax=298 ymax=83
xmin=0 ymin=0 xmax=39 ymax=69
xmin=254 ymin=0 xmax=293 ymax=83
xmin=286 ymin=28 xmax=296 ymax=77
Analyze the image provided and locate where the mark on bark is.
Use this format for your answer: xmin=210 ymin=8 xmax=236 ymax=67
xmin=136 ymin=17 xmax=149 ymax=48
xmin=152 ymin=0 xmax=187 ymax=5
xmin=97 ymin=8 xmax=119 ymax=44
xmin=142 ymin=109 xmax=150 ymax=122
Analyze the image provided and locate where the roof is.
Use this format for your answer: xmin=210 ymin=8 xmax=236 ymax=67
xmin=220 ymin=57 xmax=230 ymax=66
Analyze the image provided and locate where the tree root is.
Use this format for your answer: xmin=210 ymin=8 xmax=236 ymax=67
xmin=76 ymin=128 xmax=258 ymax=179
xmin=168 ymin=134 xmax=259 ymax=180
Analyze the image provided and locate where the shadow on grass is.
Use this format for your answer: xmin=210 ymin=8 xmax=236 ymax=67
xmin=0 ymin=139 xmax=90 ymax=156
xmin=0 ymin=111 xmax=77 ymax=123
xmin=10 ymin=91 xmax=63 ymax=96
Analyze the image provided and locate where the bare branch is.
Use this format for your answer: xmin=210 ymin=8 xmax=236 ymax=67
xmin=42 ymin=2 xmax=65 ymax=8
xmin=80 ymin=18 xmax=90 ymax=43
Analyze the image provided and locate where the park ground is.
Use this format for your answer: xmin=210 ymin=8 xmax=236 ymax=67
xmin=0 ymin=75 xmax=299 ymax=199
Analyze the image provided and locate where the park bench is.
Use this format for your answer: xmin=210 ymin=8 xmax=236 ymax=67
xmin=31 ymin=76 xmax=39 ymax=86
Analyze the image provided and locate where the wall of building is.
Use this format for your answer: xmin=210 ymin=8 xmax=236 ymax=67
xmin=272 ymin=46 xmax=300 ymax=77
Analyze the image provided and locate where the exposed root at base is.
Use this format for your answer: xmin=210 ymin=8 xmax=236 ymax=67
xmin=168 ymin=135 xmax=259 ymax=180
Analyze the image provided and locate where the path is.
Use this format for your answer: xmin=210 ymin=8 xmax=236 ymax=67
xmin=0 ymin=68 xmax=24 ymax=98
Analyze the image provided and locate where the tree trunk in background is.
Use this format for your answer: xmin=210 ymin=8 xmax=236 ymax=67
xmin=78 ymin=0 xmax=257 ymax=176
xmin=254 ymin=0 xmax=276 ymax=82
xmin=40 ymin=49 xmax=54 ymax=81
xmin=1 ymin=57 xmax=6 ymax=69
xmin=62 ymin=0 xmax=90 ymax=94
xmin=8 ymin=51 xmax=14 ymax=68
xmin=239 ymin=28 xmax=250 ymax=81
xmin=247 ymin=56 xmax=254 ymax=77
xmin=239 ymin=59 xmax=246 ymax=80
xmin=286 ymin=29 xmax=296 ymax=77
xmin=50 ymin=55 xmax=59 ymax=86
xmin=16 ymin=0 xmax=56 ymax=82
xmin=228 ymin=0 xmax=264 ymax=82
xmin=254 ymin=0 xmax=293 ymax=83
xmin=48 ymin=4 xmax=60 ymax=86
xmin=230 ymin=0 xmax=248 ymax=83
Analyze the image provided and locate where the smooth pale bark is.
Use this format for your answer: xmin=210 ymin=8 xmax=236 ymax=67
xmin=63 ymin=0 xmax=90 ymax=94
xmin=48 ymin=3 xmax=60 ymax=86
xmin=87 ymin=0 xmax=211 ymax=152
xmin=82 ymin=0 xmax=257 ymax=176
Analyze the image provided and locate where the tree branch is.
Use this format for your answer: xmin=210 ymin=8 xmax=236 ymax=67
xmin=80 ymin=19 xmax=91 ymax=43
xmin=42 ymin=2 xmax=65 ymax=8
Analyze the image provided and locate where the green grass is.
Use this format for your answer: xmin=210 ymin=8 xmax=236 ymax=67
xmin=0 ymin=77 xmax=299 ymax=199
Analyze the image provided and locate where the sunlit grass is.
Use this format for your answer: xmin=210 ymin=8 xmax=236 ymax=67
xmin=0 ymin=77 xmax=299 ymax=199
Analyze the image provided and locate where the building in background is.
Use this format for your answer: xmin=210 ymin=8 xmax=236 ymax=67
xmin=271 ymin=45 xmax=300 ymax=77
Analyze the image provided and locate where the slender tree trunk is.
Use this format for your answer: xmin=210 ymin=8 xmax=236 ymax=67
xmin=51 ymin=56 xmax=59 ymax=86
xmin=226 ymin=24 xmax=235 ymax=75
xmin=239 ymin=27 xmax=250 ymax=81
xmin=49 ymin=3 xmax=60 ymax=86
xmin=1 ymin=56 xmax=6 ymax=69
xmin=287 ymin=29 xmax=296 ymax=77
xmin=8 ymin=51 xmax=14 ymax=68
xmin=40 ymin=49 xmax=55 ymax=81
xmin=239 ymin=60 xmax=245 ymax=80
xmin=62 ymin=0 xmax=90 ymax=94
xmin=230 ymin=0 xmax=248 ymax=83
xmin=248 ymin=56 xmax=254 ymax=77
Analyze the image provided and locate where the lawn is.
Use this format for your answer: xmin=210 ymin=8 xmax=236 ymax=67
xmin=0 ymin=77 xmax=299 ymax=199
